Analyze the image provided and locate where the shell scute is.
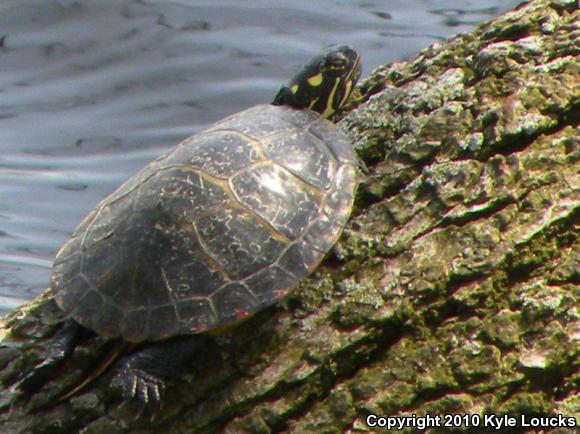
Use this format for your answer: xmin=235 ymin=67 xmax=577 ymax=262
xmin=195 ymin=207 xmax=287 ymax=280
xmin=231 ymin=162 xmax=321 ymax=240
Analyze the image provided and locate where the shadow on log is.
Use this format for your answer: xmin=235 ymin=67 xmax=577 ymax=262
xmin=1 ymin=0 xmax=578 ymax=432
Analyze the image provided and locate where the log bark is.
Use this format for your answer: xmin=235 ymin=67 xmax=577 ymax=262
xmin=1 ymin=0 xmax=578 ymax=432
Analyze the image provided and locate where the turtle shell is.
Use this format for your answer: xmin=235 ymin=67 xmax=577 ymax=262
xmin=51 ymin=104 xmax=357 ymax=342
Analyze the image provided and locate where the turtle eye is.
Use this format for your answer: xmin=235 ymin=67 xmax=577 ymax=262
xmin=322 ymin=56 xmax=347 ymax=72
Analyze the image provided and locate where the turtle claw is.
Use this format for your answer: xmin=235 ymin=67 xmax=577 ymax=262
xmin=109 ymin=335 xmax=208 ymax=410
xmin=112 ymin=365 xmax=165 ymax=409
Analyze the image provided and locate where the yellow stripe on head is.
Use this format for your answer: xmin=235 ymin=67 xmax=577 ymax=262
xmin=320 ymin=78 xmax=341 ymax=119
xmin=290 ymin=84 xmax=299 ymax=94
xmin=339 ymin=80 xmax=353 ymax=108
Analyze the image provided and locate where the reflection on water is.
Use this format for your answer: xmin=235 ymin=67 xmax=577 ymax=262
xmin=0 ymin=0 xmax=520 ymax=313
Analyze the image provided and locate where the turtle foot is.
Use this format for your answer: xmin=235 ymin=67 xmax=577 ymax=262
xmin=109 ymin=334 xmax=210 ymax=407
xmin=111 ymin=364 xmax=165 ymax=407
xmin=16 ymin=356 xmax=64 ymax=398
xmin=15 ymin=319 xmax=88 ymax=399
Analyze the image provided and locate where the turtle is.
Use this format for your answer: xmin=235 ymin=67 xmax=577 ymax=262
xmin=18 ymin=45 xmax=362 ymax=406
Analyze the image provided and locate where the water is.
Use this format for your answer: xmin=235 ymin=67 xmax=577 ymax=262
xmin=0 ymin=0 xmax=521 ymax=313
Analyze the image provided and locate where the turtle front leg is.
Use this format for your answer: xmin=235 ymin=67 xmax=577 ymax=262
xmin=17 ymin=319 xmax=93 ymax=396
xmin=111 ymin=334 xmax=211 ymax=406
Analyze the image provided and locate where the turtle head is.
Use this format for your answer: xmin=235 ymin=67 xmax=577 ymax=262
xmin=273 ymin=45 xmax=361 ymax=119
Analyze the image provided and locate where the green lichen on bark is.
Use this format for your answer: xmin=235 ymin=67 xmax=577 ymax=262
xmin=0 ymin=0 xmax=578 ymax=433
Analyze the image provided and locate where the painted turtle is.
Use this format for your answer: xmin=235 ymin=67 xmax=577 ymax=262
xmin=20 ymin=45 xmax=361 ymax=405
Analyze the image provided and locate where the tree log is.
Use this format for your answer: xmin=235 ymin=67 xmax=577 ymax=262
xmin=1 ymin=0 xmax=578 ymax=432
